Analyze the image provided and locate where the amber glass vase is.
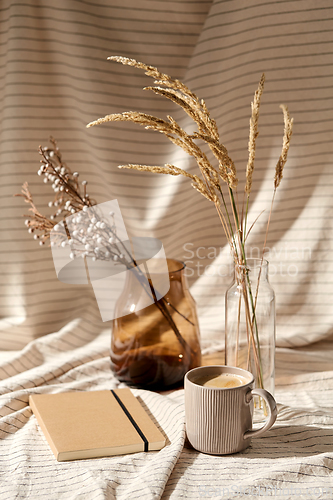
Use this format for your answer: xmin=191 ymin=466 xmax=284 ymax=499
xmin=111 ymin=259 xmax=201 ymax=390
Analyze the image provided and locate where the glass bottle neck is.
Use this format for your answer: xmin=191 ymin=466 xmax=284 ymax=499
xmin=234 ymin=259 xmax=269 ymax=283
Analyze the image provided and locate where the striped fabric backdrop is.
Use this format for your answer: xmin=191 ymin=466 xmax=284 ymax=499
xmin=1 ymin=0 xmax=332 ymax=353
xmin=1 ymin=2 xmax=333 ymax=499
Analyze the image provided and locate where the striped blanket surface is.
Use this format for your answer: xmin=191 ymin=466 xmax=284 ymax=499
xmin=0 ymin=328 xmax=332 ymax=499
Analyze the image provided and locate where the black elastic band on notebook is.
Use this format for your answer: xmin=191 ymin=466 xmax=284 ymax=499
xmin=110 ymin=390 xmax=149 ymax=452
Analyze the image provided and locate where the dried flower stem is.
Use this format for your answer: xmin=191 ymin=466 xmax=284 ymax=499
xmin=252 ymin=104 xmax=294 ymax=331
xmin=86 ymin=56 xmax=294 ymax=392
xmin=16 ymin=138 xmax=197 ymax=358
xmin=245 ymin=74 xmax=265 ymax=195
xmin=243 ymin=73 xmax=265 ymax=244
xmin=274 ymin=104 xmax=293 ymax=189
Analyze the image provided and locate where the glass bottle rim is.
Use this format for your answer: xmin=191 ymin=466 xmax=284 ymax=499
xmin=234 ymin=258 xmax=269 ymax=280
xmin=235 ymin=258 xmax=269 ymax=270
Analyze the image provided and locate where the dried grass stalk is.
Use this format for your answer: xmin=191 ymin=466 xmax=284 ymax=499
xmin=245 ymin=73 xmax=265 ymax=194
xmin=119 ymin=163 xmax=217 ymax=203
xmin=274 ymin=104 xmax=293 ymax=189
xmin=86 ymin=56 xmax=294 ymax=395
xmin=87 ymin=55 xmax=293 ymax=264
xmin=87 ymin=57 xmax=238 ymax=190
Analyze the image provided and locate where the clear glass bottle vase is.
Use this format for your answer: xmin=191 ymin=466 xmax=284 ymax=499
xmin=225 ymin=259 xmax=275 ymax=398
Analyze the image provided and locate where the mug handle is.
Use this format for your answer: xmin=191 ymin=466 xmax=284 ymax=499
xmin=243 ymin=388 xmax=277 ymax=440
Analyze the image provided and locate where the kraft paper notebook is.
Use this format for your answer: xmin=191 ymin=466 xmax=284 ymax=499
xmin=29 ymin=388 xmax=166 ymax=461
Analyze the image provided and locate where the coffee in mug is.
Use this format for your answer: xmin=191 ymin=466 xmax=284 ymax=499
xmin=185 ymin=365 xmax=277 ymax=455
xmin=195 ymin=372 xmax=248 ymax=388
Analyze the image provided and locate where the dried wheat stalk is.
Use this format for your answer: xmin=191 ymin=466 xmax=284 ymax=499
xmin=245 ymin=73 xmax=265 ymax=195
xmin=274 ymin=104 xmax=294 ymax=189
xmin=86 ymin=56 xmax=295 ymax=392
xmin=87 ymin=56 xmax=293 ymax=262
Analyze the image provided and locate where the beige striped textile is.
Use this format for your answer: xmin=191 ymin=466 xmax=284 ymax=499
xmin=0 ymin=1 xmax=333 ymax=498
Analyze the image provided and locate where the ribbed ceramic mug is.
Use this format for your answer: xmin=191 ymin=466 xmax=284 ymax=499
xmin=184 ymin=365 xmax=277 ymax=455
